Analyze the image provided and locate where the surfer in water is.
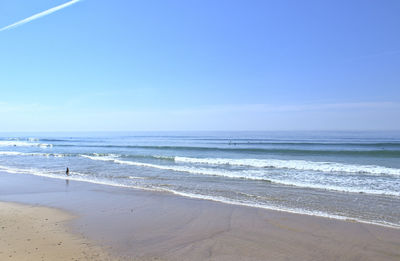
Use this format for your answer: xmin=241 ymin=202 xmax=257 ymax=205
xmin=66 ymin=167 xmax=70 ymax=176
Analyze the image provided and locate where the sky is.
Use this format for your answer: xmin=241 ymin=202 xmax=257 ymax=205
xmin=0 ymin=0 xmax=399 ymax=131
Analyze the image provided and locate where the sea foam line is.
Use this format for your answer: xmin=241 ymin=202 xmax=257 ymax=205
xmin=80 ymin=155 xmax=400 ymax=197
xmin=159 ymin=188 xmax=400 ymax=229
xmin=265 ymin=177 xmax=400 ymax=197
xmin=174 ymin=156 xmax=400 ymax=176
xmin=80 ymin=155 xmax=263 ymax=180
xmin=0 ymin=164 xmax=399 ymax=229
xmin=0 ymin=151 xmax=120 ymax=158
xmin=0 ymin=141 xmax=52 ymax=148
xmin=0 ymin=151 xmax=66 ymax=157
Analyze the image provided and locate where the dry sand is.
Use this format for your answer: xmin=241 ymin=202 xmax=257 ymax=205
xmin=0 ymin=201 xmax=114 ymax=261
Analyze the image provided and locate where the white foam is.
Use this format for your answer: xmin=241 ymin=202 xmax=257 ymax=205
xmin=0 ymin=165 xmax=138 ymax=190
xmin=153 ymin=155 xmax=175 ymax=160
xmin=174 ymin=157 xmax=400 ymax=176
xmin=0 ymin=141 xmax=52 ymax=148
xmin=156 ymin=188 xmax=400 ymax=229
xmin=80 ymin=155 xmax=400 ymax=196
xmin=80 ymin=155 xmax=266 ymax=180
xmin=81 ymin=154 xmax=117 ymax=160
xmin=0 ymin=165 xmax=161 ymax=195
xmin=0 ymin=151 xmax=65 ymax=157
xmin=0 ymin=151 xmax=26 ymax=156
xmin=266 ymin=177 xmax=400 ymax=197
xmin=0 ymin=164 xmax=398 ymax=229
xmin=128 ymin=176 xmax=147 ymax=180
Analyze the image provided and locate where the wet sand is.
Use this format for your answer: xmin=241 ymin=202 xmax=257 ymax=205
xmin=1 ymin=171 xmax=400 ymax=261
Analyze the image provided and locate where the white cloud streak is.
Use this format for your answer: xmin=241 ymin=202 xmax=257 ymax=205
xmin=0 ymin=0 xmax=81 ymax=32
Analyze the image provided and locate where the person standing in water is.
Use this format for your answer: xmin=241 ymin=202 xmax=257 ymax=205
xmin=66 ymin=167 xmax=69 ymax=176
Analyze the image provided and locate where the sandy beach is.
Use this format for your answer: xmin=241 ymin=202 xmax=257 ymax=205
xmin=0 ymin=201 xmax=114 ymax=260
xmin=2 ymin=0 xmax=399 ymax=259
xmin=1 ymin=171 xmax=400 ymax=261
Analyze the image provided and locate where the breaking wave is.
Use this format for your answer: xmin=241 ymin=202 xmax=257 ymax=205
xmin=80 ymin=155 xmax=400 ymax=196
xmin=0 ymin=141 xmax=52 ymax=148
xmin=174 ymin=157 xmax=400 ymax=176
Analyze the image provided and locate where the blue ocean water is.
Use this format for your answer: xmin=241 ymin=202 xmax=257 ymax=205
xmin=0 ymin=131 xmax=399 ymax=227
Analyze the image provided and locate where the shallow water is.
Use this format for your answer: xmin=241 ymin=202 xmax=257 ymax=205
xmin=0 ymin=131 xmax=399 ymax=227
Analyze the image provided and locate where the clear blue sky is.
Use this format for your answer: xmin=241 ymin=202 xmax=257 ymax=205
xmin=1 ymin=0 xmax=399 ymax=131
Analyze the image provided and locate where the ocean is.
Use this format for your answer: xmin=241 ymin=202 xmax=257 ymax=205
xmin=0 ymin=131 xmax=399 ymax=228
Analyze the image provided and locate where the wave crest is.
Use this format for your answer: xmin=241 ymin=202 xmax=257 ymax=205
xmin=0 ymin=141 xmax=52 ymax=148
xmin=174 ymin=157 xmax=400 ymax=176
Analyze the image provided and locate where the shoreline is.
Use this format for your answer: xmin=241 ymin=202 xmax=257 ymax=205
xmin=1 ymin=171 xmax=400 ymax=260
xmin=1 ymin=167 xmax=398 ymax=229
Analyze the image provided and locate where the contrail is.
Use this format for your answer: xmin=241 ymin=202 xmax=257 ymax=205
xmin=0 ymin=0 xmax=81 ymax=32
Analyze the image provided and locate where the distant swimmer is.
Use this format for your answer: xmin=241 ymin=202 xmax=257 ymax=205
xmin=66 ymin=167 xmax=70 ymax=176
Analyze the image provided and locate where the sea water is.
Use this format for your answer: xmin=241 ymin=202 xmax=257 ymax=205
xmin=0 ymin=131 xmax=399 ymax=228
